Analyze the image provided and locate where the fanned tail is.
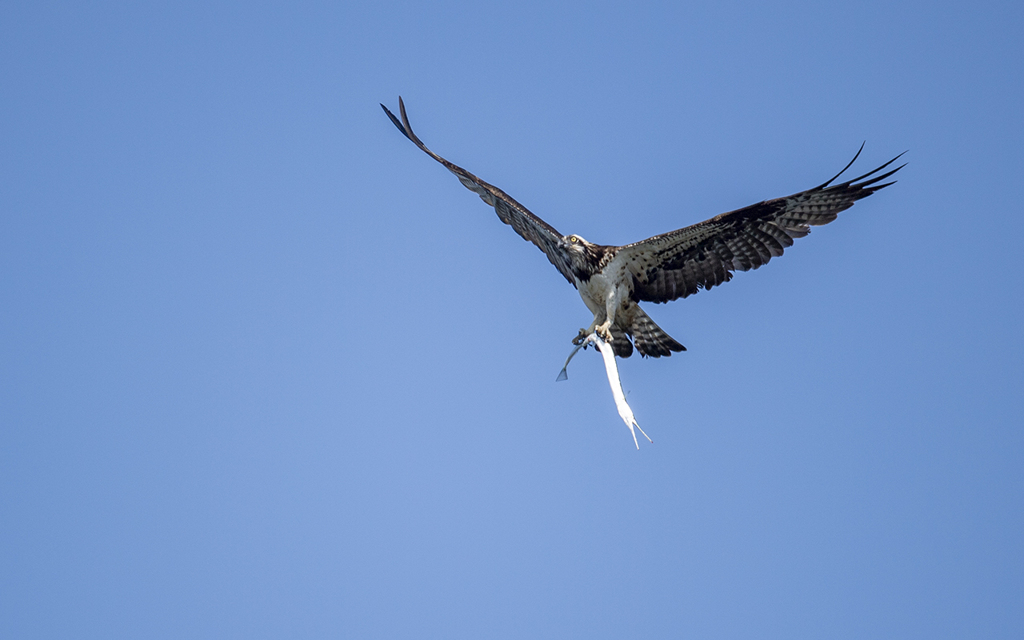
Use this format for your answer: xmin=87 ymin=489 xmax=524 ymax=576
xmin=608 ymin=325 xmax=634 ymax=358
xmin=631 ymin=308 xmax=685 ymax=358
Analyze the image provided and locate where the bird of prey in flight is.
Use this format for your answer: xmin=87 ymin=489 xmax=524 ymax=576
xmin=382 ymin=97 xmax=903 ymax=359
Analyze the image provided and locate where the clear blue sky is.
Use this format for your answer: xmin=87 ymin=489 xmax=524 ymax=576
xmin=2 ymin=1 xmax=1022 ymax=638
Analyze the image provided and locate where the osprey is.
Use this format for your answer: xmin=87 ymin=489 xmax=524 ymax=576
xmin=382 ymin=98 xmax=903 ymax=359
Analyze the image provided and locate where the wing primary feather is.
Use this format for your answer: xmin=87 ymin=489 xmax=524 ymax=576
xmin=815 ymin=142 xmax=865 ymax=189
xmin=380 ymin=102 xmax=409 ymax=139
xmin=845 ymin=152 xmax=907 ymax=185
xmin=397 ymin=96 xmax=427 ymax=147
xmin=381 ymin=97 xmax=431 ymax=153
xmin=852 ymin=164 xmax=906 ymax=189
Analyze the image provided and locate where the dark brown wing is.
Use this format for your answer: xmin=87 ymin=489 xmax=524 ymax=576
xmin=616 ymin=146 xmax=905 ymax=303
xmin=381 ymin=97 xmax=576 ymax=284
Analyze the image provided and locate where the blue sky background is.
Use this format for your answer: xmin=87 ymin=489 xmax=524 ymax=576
xmin=2 ymin=1 xmax=1022 ymax=637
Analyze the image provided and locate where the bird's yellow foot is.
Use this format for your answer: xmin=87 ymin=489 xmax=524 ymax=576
xmin=596 ymin=325 xmax=613 ymax=343
xmin=572 ymin=328 xmax=589 ymax=345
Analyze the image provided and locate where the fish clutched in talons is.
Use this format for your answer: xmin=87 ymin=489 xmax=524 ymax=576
xmin=556 ymin=332 xmax=652 ymax=449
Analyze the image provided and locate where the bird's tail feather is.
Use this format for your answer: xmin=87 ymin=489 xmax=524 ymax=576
xmin=630 ymin=308 xmax=686 ymax=358
xmin=608 ymin=325 xmax=634 ymax=358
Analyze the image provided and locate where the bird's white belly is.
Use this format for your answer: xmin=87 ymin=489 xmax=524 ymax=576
xmin=577 ymin=273 xmax=613 ymax=318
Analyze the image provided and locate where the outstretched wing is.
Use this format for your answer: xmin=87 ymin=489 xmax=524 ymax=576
xmin=381 ymin=97 xmax=576 ymax=285
xmin=617 ymin=147 xmax=905 ymax=303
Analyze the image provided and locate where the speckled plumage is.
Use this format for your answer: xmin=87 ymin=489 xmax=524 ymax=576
xmin=382 ymin=97 xmax=903 ymax=358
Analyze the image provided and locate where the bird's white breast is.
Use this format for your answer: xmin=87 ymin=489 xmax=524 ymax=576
xmin=576 ymin=273 xmax=611 ymax=316
xmin=575 ymin=255 xmax=633 ymax=319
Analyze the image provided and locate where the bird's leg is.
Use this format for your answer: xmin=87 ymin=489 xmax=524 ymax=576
xmin=595 ymin=288 xmax=620 ymax=343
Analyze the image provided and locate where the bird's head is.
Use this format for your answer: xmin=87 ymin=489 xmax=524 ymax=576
xmin=562 ymin=234 xmax=603 ymax=279
xmin=564 ymin=234 xmax=589 ymax=248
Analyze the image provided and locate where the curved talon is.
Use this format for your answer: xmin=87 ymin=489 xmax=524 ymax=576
xmin=572 ymin=328 xmax=589 ymax=345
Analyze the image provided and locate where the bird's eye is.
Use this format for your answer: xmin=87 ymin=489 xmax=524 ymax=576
xmin=569 ymin=236 xmax=578 ymax=243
